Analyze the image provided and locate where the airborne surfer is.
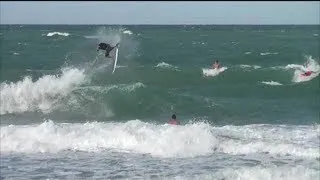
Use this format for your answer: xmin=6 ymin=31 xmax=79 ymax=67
xmin=97 ymin=42 xmax=119 ymax=58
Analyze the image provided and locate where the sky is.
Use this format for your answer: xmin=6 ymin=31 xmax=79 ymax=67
xmin=0 ymin=1 xmax=319 ymax=25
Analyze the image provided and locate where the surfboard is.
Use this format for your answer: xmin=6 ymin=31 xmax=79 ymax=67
xmin=202 ymin=67 xmax=227 ymax=77
xmin=112 ymin=47 xmax=119 ymax=74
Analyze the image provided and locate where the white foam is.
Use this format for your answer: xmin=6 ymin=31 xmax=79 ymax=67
xmin=0 ymin=120 xmax=217 ymax=158
xmin=261 ymin=81 xmax=283 ymax=86
xmin=84 ymin=35 xmax=103 ymax=39
xmin=260 ymin=52 xmax=279 ymax=56
xmin=123 ymin=30 xmax=133 ymax=35
xmin=202 ymin=67 xmax=227 ymax=77
xmin=116 ymin=65 xmax=128 ymax=68
xmin=155 ymin=62 xmax=173 ymax=68
xmin=1 ymin=121 xmax=318 ymax=159
xmin=270 ymin=66 xmax=285 ymax=70
xmin=192 ymin=41 xmax=207 ymax=45
xmin=231 ymin=41 xmax=239 ymax=46
xmin=240 ymin=65 xmax=251 ymax=68
xmin=286 ymin=56 xmax=320 ymax=83
xmin=213 ymin=124 xmax=319 ymax=159
xmin=188 ymin=166 xmax=319 ymax=180
xmin=46 ymin=32 xmax=70 ymax=37
xmin=118 ymin=27 xmax=134 ymax=35
xmin=17 ymin=42 xmax=28 ymax=46
xmin=313 ymin=34 xmax=318 ymax=36
xmin=0 ymin=68 xmax=87 ymax=115
xmin=80 ymin=82 xmax=146 ymax=94
xmin=13 ymin=52 xmax=20 ymax=55
xmin=155 ymin=62 xmax=180 ymax=71
xmin=240 ymin=64 xmax=261 ymax=69
xmin=244 ymin=52 xmax=252 ymax=55
xmin=253 ymin=65 xmax=261 ymax=69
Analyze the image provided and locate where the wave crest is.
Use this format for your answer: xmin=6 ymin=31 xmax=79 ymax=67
xmin=0 ymin=68 xmax=86 ymax=115
xmin=1 ymin=121 xmax=318 ymax=159
xmin=46 ymin=32 xmax=70 ymax=37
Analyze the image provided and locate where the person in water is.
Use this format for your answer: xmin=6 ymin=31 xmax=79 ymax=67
xmin=301 ymin=61 xmax=316 ymax=76
xmin=212 ymin=60 xmax=221 ymax=69
xmin=97 ymin=42 xmax=119 ymax=57
xmin=301 ymin=70 xmax=315 ymax=76
xmin=168 ymin=114 xmax=180 ymax=125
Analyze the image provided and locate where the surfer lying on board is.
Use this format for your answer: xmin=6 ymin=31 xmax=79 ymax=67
xmin=301 ymin=61 xmax=316 ymax=76
xmin=301 ymin=70 xmax=315 ymax=76
xmin=168 ymin=114 xmax=180 ymax=125
xmin=212 ymin=60 xmax=221 ymax=69
xmin=97 ymin=42 xmax=119 ymax=57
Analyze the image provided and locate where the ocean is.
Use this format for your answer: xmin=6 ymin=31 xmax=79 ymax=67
xmin=0 ymin=25 xmax=319 ymax=179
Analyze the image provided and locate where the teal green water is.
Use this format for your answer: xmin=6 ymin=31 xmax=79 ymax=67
xmin=0 ymin=25 xmax=319 ymax=125
xmin=0 ymin=25 xmax=319 ymax=180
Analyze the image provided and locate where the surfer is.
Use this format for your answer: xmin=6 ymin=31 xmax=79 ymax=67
xmin=168 ymin=114 xmax=180 ymax=125
xmin=212 ymin=60 xmax=221 ymax=69
xmin=301 ymin=61 xmax=316 ymax=76
xmin=301 ymin=70 xmax=315 ymax=76
xmin=97 ymin=42 xmax=119 ymax=58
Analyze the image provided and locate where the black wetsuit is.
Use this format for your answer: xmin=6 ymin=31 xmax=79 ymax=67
xmin=97 ymin=43 xmax=115 ymax=57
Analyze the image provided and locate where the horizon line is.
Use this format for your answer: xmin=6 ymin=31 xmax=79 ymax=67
xmin=1 ymin=23 xmax=319 ymax=26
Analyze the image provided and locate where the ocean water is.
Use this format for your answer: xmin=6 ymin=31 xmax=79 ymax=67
xmin=0 ymin=25 xmax=319 ymax=179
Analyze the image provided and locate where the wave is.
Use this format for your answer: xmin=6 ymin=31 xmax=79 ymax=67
xmin=285 ymin=56 xmax=320 ymax=83
xmin=239 ymin=64 xmax=261 ymax=69
xmin=46 ymin=32 xmax=70 ymax=37
xmin=17 ymin=42 xmax=28 ymax=46
xmin=192 ymin=41 xmax=207 ymax=45
xmin=266 ymin=55 xmax=319 ymax=83
xmin=123 ymin=30 xmax=133 ymax=35
xmin=212 ymin=124 xmax=319 ymax=159
xmin=84 ymin=35 xmax=103 ymax=39
xmin=260 ymin=52 xmax=279 ymax=56
xmin=118 ymin=27 xmax=134 ymax=35
xmin=0 ymin=68 xmax=87 ymax=115
xmin=1 ymin=120 xmax=318 ymax=159
xmin=186 ymin=166 xmax=319 ymax=180
xmin=78 ymin=82 xmax=146 ymax=94
xmin=55 ymin=82 xmax=146 ymax=118
xmin=261 ymin=81 xmax=283 ymax=86
xmin=155 ymin=62 xmax=179 ymax=71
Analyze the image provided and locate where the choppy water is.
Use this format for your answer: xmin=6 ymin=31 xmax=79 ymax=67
xmin=0 ymin=25 xmax=319 ymax=179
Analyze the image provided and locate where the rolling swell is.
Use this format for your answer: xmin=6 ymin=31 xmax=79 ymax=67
xmin=0 ymin=25 xmax=319 ymax=125
xmin=2 ymin=60 xmax=318 ymax=125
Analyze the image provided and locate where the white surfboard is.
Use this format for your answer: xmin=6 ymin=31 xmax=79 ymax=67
xmin=202 ymin=67 xmax=227 ymax=77
xmin=112 ymin=47 xmax=119 ymax=74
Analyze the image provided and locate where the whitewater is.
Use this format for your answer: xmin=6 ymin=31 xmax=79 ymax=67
xmin=1 ymin=25 xmax=319 ymax=179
